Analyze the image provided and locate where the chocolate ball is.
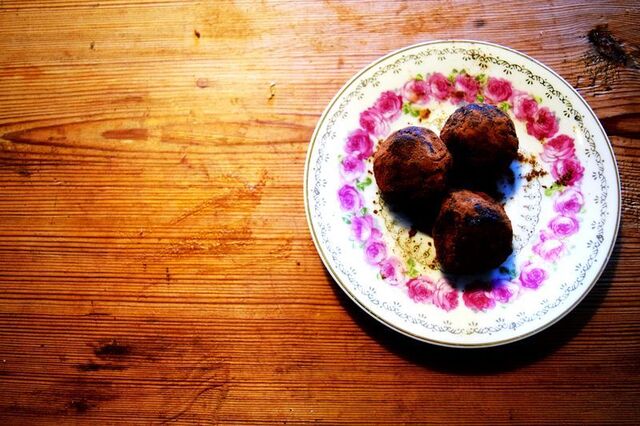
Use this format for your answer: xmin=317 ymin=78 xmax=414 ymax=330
xmin=440 ymin=103 xmax=518 ymax=180
xmin=433 ymin=190 xmax=513 ymax=274
xmin=373 ymin=126 xmax=452 ymax=206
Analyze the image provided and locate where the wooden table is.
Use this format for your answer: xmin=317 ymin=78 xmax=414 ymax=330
xmin=1 ymin=1 xmax=639 ymax=424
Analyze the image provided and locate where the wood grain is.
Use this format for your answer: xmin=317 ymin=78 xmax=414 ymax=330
xmin=1 ymin=0 xmax=639 ymax=424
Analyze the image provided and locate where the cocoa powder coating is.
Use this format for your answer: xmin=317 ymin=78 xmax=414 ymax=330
xmin=433 ymin=189 xmax=513 ymax=274
xmin=373 ymin=126 xmax=452 ymax=205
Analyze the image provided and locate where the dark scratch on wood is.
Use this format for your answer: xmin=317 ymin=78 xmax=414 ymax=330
xmin=76 ymin=362 xmax=126 ymax=372
xmin=94 ymin=340 xmax=131 ymax=358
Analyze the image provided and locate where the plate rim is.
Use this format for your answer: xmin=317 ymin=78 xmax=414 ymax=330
xmin=303 ymin=39 xmax=621 ymax=348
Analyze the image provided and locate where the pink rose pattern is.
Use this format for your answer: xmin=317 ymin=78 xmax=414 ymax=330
xmin=379 ymin=257 xmax=403 ymax=285
xmin=462 ymin=279 xmax=522 ymax=311
xmin=490 ymin=279 xmax=519 ymax=303
xmin=359 ymin=108 xmax=389 ymax=139
xmin=433 ymin=279 xmax=459 ymax=311
xmin=428 ymin=72 xmax=452 ymax=100
xmin=463 ymin=282 xmax=496 ymax=312
xmin=374 ymin=91 xmax=403 ymax=120
xmin=519 ymin=261 xmax=548 ymax=289
xmin=364 ymin=239 xmax=387 ymax=265
xmin=554 ymin=188 xmax=583 ymax=215
xmin=345 ymin=129 xmax=374 ymax=159
xmin=526 ymin=107 xmax=559 ymax=140
xmin=549 ymin=215 xmax=579 ymax=238
xmin=351 ymin=215 xmax=374 ymax=242
xmin=338 ymin=185 xmax=362 ymax=212
xmin=485 ymin=77 xmax=513 ymax=104
xmin=512 ymin=90 xmax=539 ymax=121
xmin=533 ymin=131 xmax=584 ymax=270
xmin=541 ymin=135 xmax=575 ymax=162
xmin=402 ymin=79 xmax=430 ymax=104
xmin=337 ymin=71 xmax=586 ymax=312
xmin=407 ymin=277 xmax=436 ymax=303
xmin=533 ymin=231 xmax=565 ymax=262
xmin=451 ymin=73 xmax=480 ymax=104
xmin=552 ymin=157 xmax=585 ymax=186
xmin=340 ymin=154 xmax=365 ymax=182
